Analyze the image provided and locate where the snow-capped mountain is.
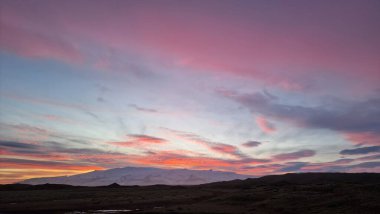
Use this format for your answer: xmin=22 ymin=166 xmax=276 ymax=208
xmin=20 ymin=167 xmax=251 ymax=186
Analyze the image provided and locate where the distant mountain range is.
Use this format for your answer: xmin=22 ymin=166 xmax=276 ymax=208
xmin=20 ymin=167 xmax=251 ymax=186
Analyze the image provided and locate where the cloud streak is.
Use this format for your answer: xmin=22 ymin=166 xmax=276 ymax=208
xmin=110 ymin=134 xmax=167 ymax=148
xmin=340 ymin=146 xmax=380 ymax=155
xmin=272 ymin=150 xmax=316 ymax=161
xmin=129 ymin=104 xmax=159 ymax=113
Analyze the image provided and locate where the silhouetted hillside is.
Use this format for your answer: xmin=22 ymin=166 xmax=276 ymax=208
xmin=255 ymin=172 xmax=380 ymax=184
xmin=1 ymin=173 xmax=379 ymax=213
xmin=0 ymin=183 xmax=80 ymax=191
xmin=203 ymin=172 xmax=380 ymax=188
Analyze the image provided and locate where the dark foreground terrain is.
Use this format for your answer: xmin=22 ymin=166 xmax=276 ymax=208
xmin=1 ymin=173 xmax=379 ymax=214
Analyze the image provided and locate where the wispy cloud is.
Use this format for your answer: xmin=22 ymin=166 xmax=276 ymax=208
xmin=129 ymin=104 xmax=158 ymax=113
xmin=222 ymin=90 xmax=380 ymax=145
xmin=126 ymin=150 xmax=268 ymax=171
xmin=164 ymin=128 xmax=250 ymax=159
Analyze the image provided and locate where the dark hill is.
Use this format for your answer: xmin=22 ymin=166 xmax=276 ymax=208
xmin=255 ymin=172 xmax=380 ymax=184
xmin=203 ymin=172 xmax=380 ymax=188
xmin=1 ymin=173 xmax=379 ymax=213
xmin=107 ymin=182 xmax=121 ymax=188
xmin=0 ymin=183 xmax=79 ymax=191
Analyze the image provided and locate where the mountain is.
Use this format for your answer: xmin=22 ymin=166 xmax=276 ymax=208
xmin=20 ymin=167 xmax=251 ymax=186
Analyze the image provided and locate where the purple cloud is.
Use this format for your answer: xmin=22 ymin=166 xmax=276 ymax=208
xmin=242 ymin=141 xmax=262 ymax=148
xmin=277 ymin=162 xmax=308 ymax=172
xmin=273 ymin=150 xmax=316 ymax=161
xmin=222 ymin=91 xmax=380 ymax=145
xmin=357 ymin=154 xmax=380 ymax=161
xmin=0 ymin=140 xmax=38 ymax=149
xmin=340 ymin=146 xmax=380 ymax=155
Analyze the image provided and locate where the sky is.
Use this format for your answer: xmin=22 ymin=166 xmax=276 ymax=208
xmin=0 ymin=0 xmax=379 ymax=184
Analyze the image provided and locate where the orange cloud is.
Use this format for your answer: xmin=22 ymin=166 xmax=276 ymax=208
xmin=127 ymin=151 xmax=266 ymax=170
xmin=0 ymin=169 xmax=97 ymax=184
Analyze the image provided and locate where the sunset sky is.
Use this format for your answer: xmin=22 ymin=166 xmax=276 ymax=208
xmin=1 ymin=0 xmax=379 ymax=184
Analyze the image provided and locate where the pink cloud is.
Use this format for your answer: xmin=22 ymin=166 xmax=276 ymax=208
xmin=7 ymin=124 xmax=48 ymax=135
xmin=1 ymin=1 xmax=379 ymax=92
xmin=163 ymin=128 xmax=247 ymax=159
xmin=256 ymin=116 xmax=276 ymax=134
xmin=240 ymin=164 xmax=284 ymax=176
xmin=111 ymin=134 xmax=167 ymax=148
xmin=344 ymin=132 xmax=380 ymax=146
xmin=0 ymin=149 xmax=70 ymax=161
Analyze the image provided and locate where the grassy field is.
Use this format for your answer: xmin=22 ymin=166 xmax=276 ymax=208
xmin=1 ymin=173 xmax=379 ymax=214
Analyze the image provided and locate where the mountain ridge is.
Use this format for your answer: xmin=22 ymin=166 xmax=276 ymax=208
xmin=20 ymin=166 xmax=251 ymax=186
